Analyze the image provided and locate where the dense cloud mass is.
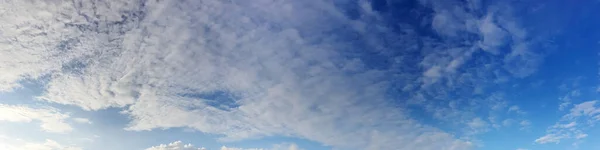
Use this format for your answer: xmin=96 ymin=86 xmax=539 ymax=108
xmin=0 ymin=0 xmax=548 ymax=149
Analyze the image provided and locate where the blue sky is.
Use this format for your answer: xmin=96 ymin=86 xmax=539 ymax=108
xmin=0 ymin=0 xmax=600 ymax=150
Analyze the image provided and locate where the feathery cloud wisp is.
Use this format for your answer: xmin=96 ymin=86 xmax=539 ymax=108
xmin=0 ymin=104 xmax=72 ymax=133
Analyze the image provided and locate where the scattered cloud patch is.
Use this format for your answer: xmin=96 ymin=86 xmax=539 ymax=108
xmin=466 ymin=117 xmax=489 ymax=134
xmin=220 ymin=147 xmax=260 ymax=150
xmin=146 ymin=141 xmax=204 ymax=150
xmin=558 ymin=122 xmax=577 ymax=129
xmin=575 ymin=133 xmax=588 ymax=139
xmin=535 ymin=100 xmax=600 ymax=144
xmin=519 ymin=120 xmax=532 ymax=130
xmin=72 ymin=118 xmax=92 ymax=124
xmin=21 ymin=139 xmax=82 ymax=150
xmin=502 ymin=119 xmax=514 ymax=127
xmin=566 ymin=101 xmax=600 ymax=119
xmin=147 ymin=141 xmax=301 ymax=150
xmin=535 ymin=134 xmax=566 ymax=144
xmin=508 ymin=106 xmax=526 ymax=115
xmin=0 ymin=104 xmax=72 ymax=133
xmin=0 ymin=135 xmax=81 ymax=150
xmin=559 ymin=90 xmax=582 ymax=111
xmin=270 ymin=143 xmax=302 ymax=150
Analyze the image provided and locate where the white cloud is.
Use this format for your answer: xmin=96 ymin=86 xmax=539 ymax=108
xmin=535 ymin=100 xmax=600 ymax=144
xmin=72 ymin=118 xmax=92 ymax=124
xmin=21 ymin=139 xmax=82 ymax=150
xmin=516 ymin=148 xmax=528 ymax=150
xmin=503 ymin=42 xmax=542 ymax=78
xmin=270 ymin=143 xmax=302 ymax=150
xmin=0 ymin=135 xmax=81 ymax=150
xmin=0 ymin=0 xmax=475 ymax=150
xmin=508 ymin=105 xmax=526 ymax=115
xmin=220 ymin=147 xmax=260 ymax=150
xmin=0 ymin=104 xmax=72 ymax=133
xmin=567 ymin=100 xmax=600 ymax=119
xmin=535 ymin=134 xmax=565 ymax=144
xmin=519 ymin=120 xmax=531 ymax=130
xmin=502 ymin=119 xmax=513 ymax=127
xmin=558 ymin=122 xmax=576 ymax=129
xmin=405 ymin=0 xmax=544 ymax=140
xmin=146 ymin=141 xmax=301 ymax=150
xmin=146 ymin=141 xmax=205 ymax=150
xmin=559 ymin=102 xmax=571 ymax=111
xmin=519 ymin=120 xmax=531 ymax=126
xmin=508 ymin=106 xmax=519 ymax=112
xmin=575 ymin=133 xmax=588 ymax=139
xmin=431 ymin=9 xmax=466 ymax=37
xmin=421 ymin=0 xmax=544 ymax=79
xmin=0 ymin=0 xmax=546 ymax=149
xmin=559 ymin=90 xmax=581 ymax=111
xmin=478 ymin=14 xmax=508 ymax=54
xmin=467 ymin=117 xmax=489 ymax=134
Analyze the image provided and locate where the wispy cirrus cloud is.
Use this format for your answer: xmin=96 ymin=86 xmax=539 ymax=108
xmin=0 ymin=135 xmax=81 ymax=150
xmin=72 ymin=118 xmax=92 ymax=124
xmin=535 ymin=100 xmax=600 ymax=144
xmin=146 ymin=141 xmax=205 ymax=150
xmin=0 ymin=104 xmax=72 ymax=133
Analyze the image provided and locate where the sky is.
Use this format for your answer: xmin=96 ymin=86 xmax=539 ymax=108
xmin=0 ymin=0 xmax=599 ymax=150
